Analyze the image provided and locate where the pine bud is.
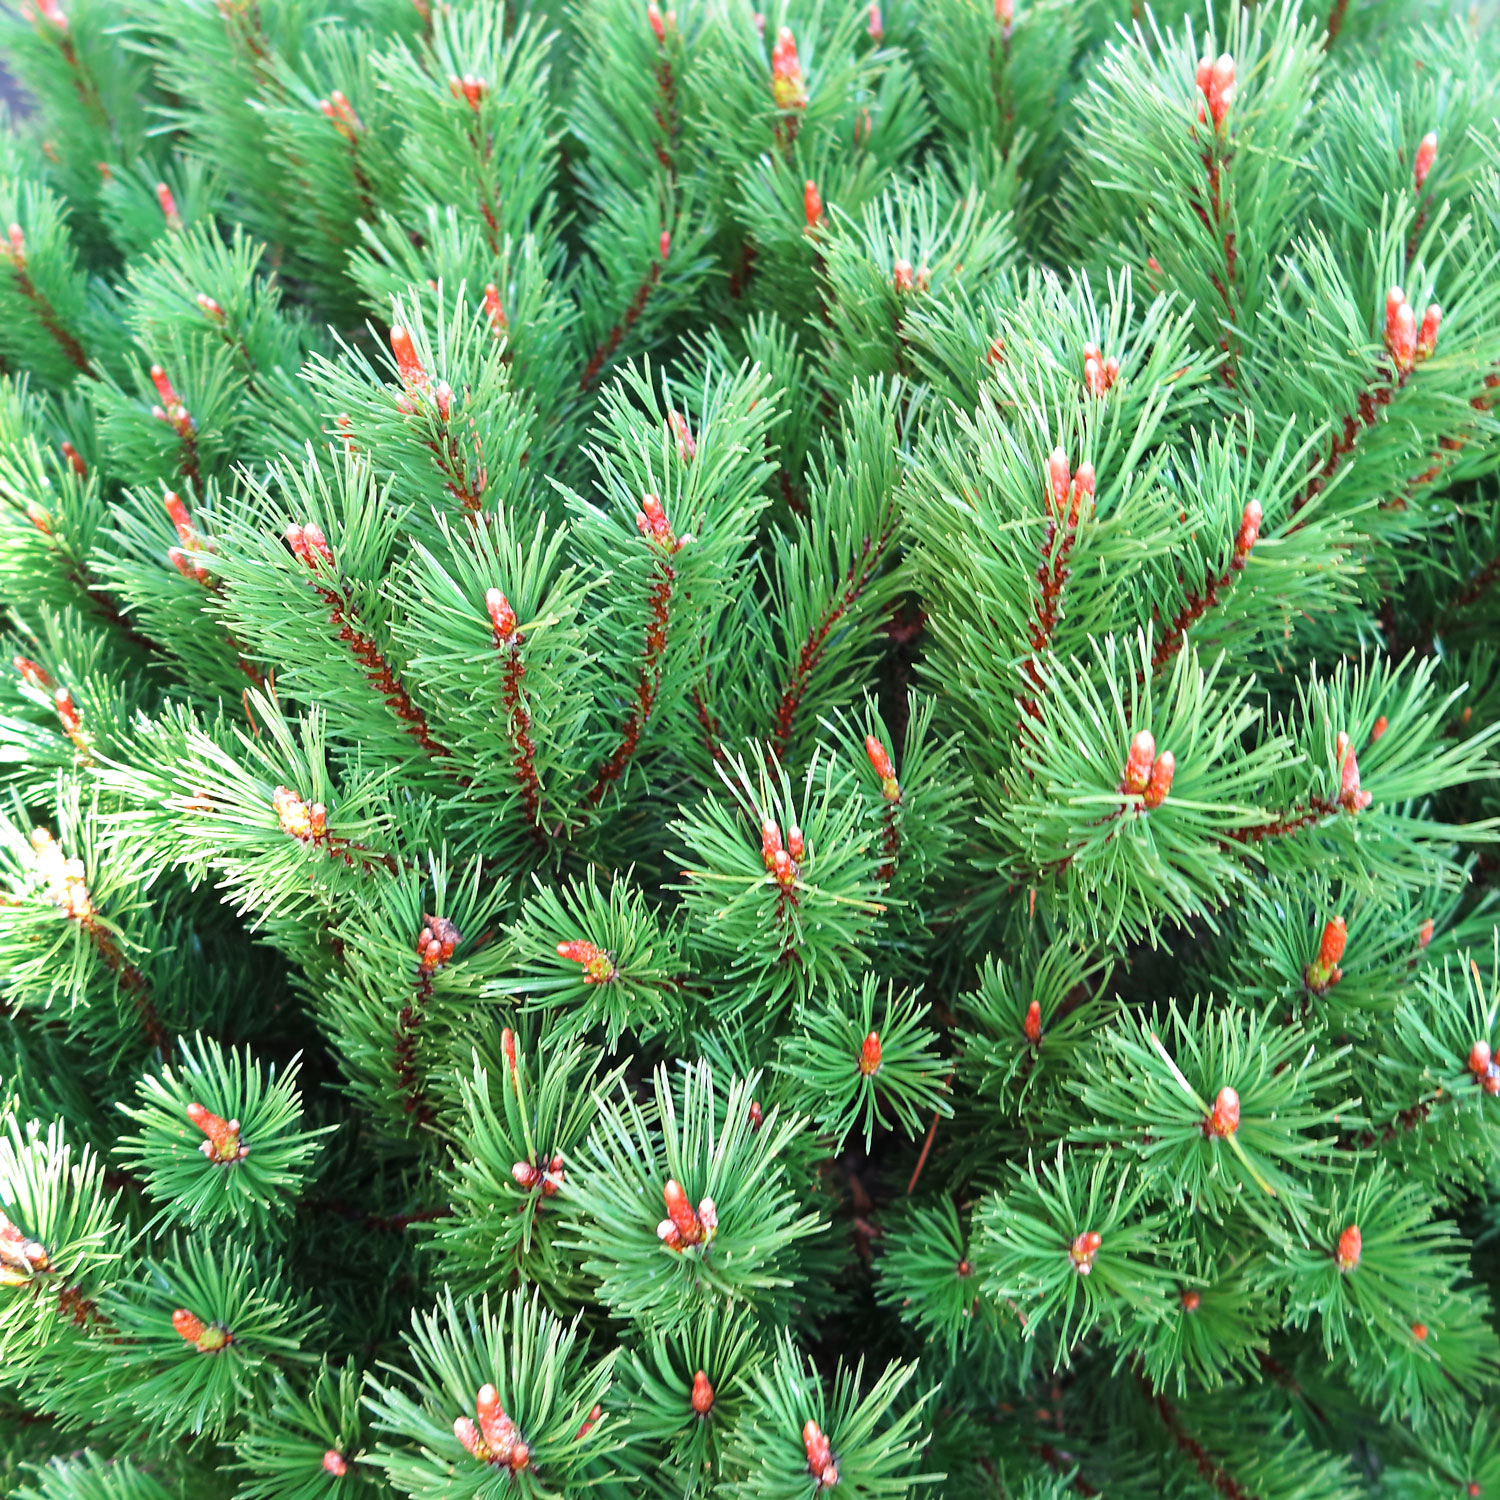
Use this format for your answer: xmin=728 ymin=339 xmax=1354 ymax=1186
xmin=320 ymin=90 xmax=364 ymax=138
xmin=1335 ymin=1224 xmax=1361 ymax=1271
xmin=285 ymin=521 xmax=335 ymax=571
xmin=749 ymin=1099 xmax=764 ymax=1129
xmin=54 ymin=688 xmax=83 ymax=741
xmin=149 ymin=363 xmax=180 ymax=407
xmin=1417 ymin=303 xmax=1441 ymax=361
xmin=771 ymin=27 xmax=808 ymax=110
xmin=1305 ymin=914 xmax=1347 ymax=993
xmin=648 ymin=0 xmax=665 ymax=41
xmin=1411 ymin=1322 xmax=1428 ymax=1341
xmin=1083 ymin=344 xmax=1119 ymax=396
xmin=1469 ymin=1040 xmax=1492 ymax=1077
xmin=1143 ymin=751 xmax=1174 ymax=809
xmin=3 ymin=222 xmax=23 ymax=267
xmin=1181 ymin=1289 xmax=1201 ymax=1312
xmin=1370 ymin=715 xmax=1388 ymax=743
xmin=1417 ymin=917 xmax=1434 ymax=948
xmin=636 ymin=493 xmax=679 ymax=548
xmin=995 ymin=0 xmax=1013 ymax=28
xmin=155 ymin=182 xmax=183 ymax=231
xmin=987 ymin=333 xmax=1005 ymax=366
xmin=25 ymin=500 xmax=50 ymax=534
xmin=803 ymin=1420 xmax=838 ymax=1485
xmin=1206 ymin=1085 xmax=1240 ymax=1137
xmin=804 ymin=179 xmax=823 ymax=231
xmin=1233 ymin=499 xmax=1262 ymax=566
xmin=512 ymin=1160 xmax=543 ymax=1190
xmin=557 ymin=939 xmax=617 ymax=984
xmin=195 ymin=293 xmax=225 ymax=321
xmin=1385 ymin=289 xmax=1417 ymax=373
xmin=761 ymin=818 xmax=784 ymax=869
xmin=660 ymin=228 xmax=671 ymax=259
xmin=771 ymin=848 xmax=797 ymax=888
xmin=434 ymin=381 xmax=453 ymax=421
xmin=187 ymin=1101 xmax=248 ymax=1163
xmin=390 ymin=325 xmax=428 ymax=392
xmin=323 ymin=1451 xmax=348 ymax=1475
xmin=542 ymin=1155 xmax=565 ymax=1196
xmin=577 ymin=1403 xmax=603 ymax=1439
xmin=893 ymin=257 xmax=915 ymax=293
xmin=1334 ymin=731 xmax=1373 ymax=813
xmin=486 ymin=587 xmax=517 ymax=642
xmin=416 ymin=914 xmax=461 ymax=972
xmin=692 ymin=1369 xmax=715 ymax=1414
xmin=1414 ymin=130 xmax=1437 ymax=190
xmin=1069 ymin=1230 xmax=1101 ymax=1274
xmin=171 ymin=1308 xmax=204 ymax=1344
xmin=502 ymin=1027 xmax=519 ymax=1080
xmin=787 ymin=825 xmax=805 ymax=861
xmin=0 ymin=1210 xmax=49 ymax=1275
xmin=34 ymin=0 xmax=67 ymax=30
xmin=450 ymin=74 xmax=487 ymax=109
xmin=859 ymin=1030 xmax=882 ymax=1076
xmin=60 ymin=440 xmax=86 ymax=477
xmin=1024 ymin=999 xmax=1042 ymax=1045
xmin=273 ymin=785 xmax=326 ymax=843
xmin=483 ymin=283 xmax=508 ymax=336
xmin=1195 ymin=53 xmax=1235 ymax=129
xmin=669 ymin=410 xmax=696 ymax=461
xmin=13 ymin=655 xmax=52 ymax=690
xmin=1122 ymin=730 xmax=1156 ymax=794
xmin=1047 ymin=446 xmax=1071 ymax=514
xmin=661 ymin=1179 xmax=705 ymax=1248
xmin=865 ymin=734 xmax=900 ymax=802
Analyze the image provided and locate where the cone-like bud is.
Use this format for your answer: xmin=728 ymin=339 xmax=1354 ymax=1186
xmin=648 ymin=0 xmax=665 ymax=41
xmin=749 ymin=1099 xmax=764 ymax=1129
xmin=60 ymin=440 xmax=86 ymax=477
xmin=483 ymin=283 xmax=508 ymax=336
xmin=787 ymin=824 xmax=805 ymax=861
xmin=893 ymin=257 xmax=915 ymax=293
xmin=1417 ymin=303 xmax=1442 ymax=361
xmin=1306 ymin=915 xmax=1347 ymax=993
xmin=669 ymin=409 xmax=696 ymax=462
xmin=1418 ymin=917 xmax=1434 ymax=948
xmin=1335 ymin=1224 xmax=1361 ymax=1271
xmin=323 ymin=1452 xmax=348 ymax=1476
xmin=859 ymin=1030 xmax=882 ymax=1076
xmin=173 ymin=1308 xmax=229 ymax=1351
xmin=502 ymin=1027 xmax=519 ymax=1078
xmin=1233 ymin=499 xmax=1262 ymax=566
xmin=450 ymin=74 xmax=487 ymax=109
xmin=172 ymin=1308 xmax=203 ymax=1344
xmin=1412 ymin=1322 xmax=1428 ymax=1341
xmin=865 ymin=734 xmax=900 ymax=802
xmin=1414 ymin=130 xmax=1437 ymax=190
xmin=187 ymin=1101 xmax=249 ymax=1163
xmin=1082 ymin=343 xmax=1119 ymax=396
xmin=416 ymin=914 xmax=461 ymax=973
xmin=13 ymin=655 xmax=52 ymax=690
xmin=486 ymin=587 xmax=517 ymax=642
xmin=803 ymin=1420 xmax=838 ymax=1486
xmin=1385 ymin=288 xmax=1418 ymax=373
xmin=0 ymin=1210 xmax=49 ymax=1277
xmin=1024 ymin=999 xmax=1042 ymax=1045
xmin=771 ymin=27 xmax=808 ymax=109
xmin=804 ymin=179 xmax=823 ymax=231
xmin=1122 ymin=731 xmax=1155 ymax=794
xmin=1469 ymin=1040 xmax=1492 ymax=1077
xmin=1047 ymin=446 xmax=1070 ymax=514
xmin=285 ymin=521 xmax=335 ymax=571
xmin=577 ymin=1403 xmax=603 ymax=1439
xmin=195 ymin=293 xmax=225 ymax=321
xmin=636 ymin=493 xmax=681 ymax=550
xmin=1195 ymin=52 xmax=1235 ymax=129
xmin=1206 ymin=1085 xmax=1240 ymax=1137
xmin=692 ymin=1369 xmax=715 ymax=1414
xmin=1334 ymin=731 xmax=1373 ymax=813
xmin=512 ymin=1161 xmax=543 ymax=1190
xmin=1181 ymin=1289 xmax=1201 ymax=1312
xmin=1069 ymin=1230 xmax=1101 ymax=1274
xmin=1143 ymin=750 xmax=1175 ymax=809
xmin=557 ymin=939 xmax=617 ymax=984
xmin=156 ymin=182 xmax=182 ymax=231
xmin=660 ymin=228 xmax=671 ymax=259
xmin=272 ymin=785 xmax=327 ymax=843
xmin=390 ymin=325 xmax=428 ymax=393
xmin=761 ymin=818 xmax=783 ymax=869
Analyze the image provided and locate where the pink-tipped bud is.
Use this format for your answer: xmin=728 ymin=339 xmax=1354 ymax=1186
xmin=1417 ymin=303 xmax=1441 ymax=361
xmin=1070 ymin=1230 xmax=1102 ymax=1274
xmin=1417 ymin=917 xmax=1434 ymax=948
xmin=786 ymin=825 xmax=805 ymax=863
xmin=867 ymin=0 xmax=882 ymax=37
xmin=172 ymin=1308 xmax=204 ymax=1344
xmin=1181 ymin=1289 xmax=1201 ymax=1311
xmin=669 ymin=409 xmax=696 ymax=462
xmin=149 ymin=363 xmax=180 ymax=406
xmin=323 ymin=1451 xmax=348 ymax=1476
xmin=804 ymin=179 xmax=823 ymax=231
xmin=1414 ymin=130 xmax=1437 ymax=190
xmin=60 ymin=440 xmax=86 ymax=477
xmin=483 ymin=283 xmax=508 ymax=336
xmin=987 ymin=334 xmax=1005 ymax=365
xmin=803 ymin=1420 xmax=836 ymax=1481
xmin=195 ymin=293 xmax=225 ymax=321
xmin=771 ymin=848 xmax=797 ymax=888
xmin=502 ymin=1027 xmax=519 ymax=1078
xmin=4 ymin=222 xmax=23 ymax=264
xmin=995 ymin=0 xmax=1013 ymax=26
xmin=1046 ymin=446 xmax=1070 ymax=514
xmin=1470 ymin=1039 xmax=1492 ymax=1076
xmin=648 ymin=0 xmax=665 ymax=41
xmin=659 ymin=228 xmax=671 ymax=260
xmin=187 ymin=1101 xmax=246 ymax=1162
xmin=557 ymin=939 xmax=616 ymax=984
xmin=155 ymin=182 xmax=182 ymax=229
xmin=865 ymin=734 xmax=900 ymax=802
xmin=1335 ymin=731 xmax=1373 ymax=813
xmin=859 ymin=1031 xmax=882 ymax=1075
xmin=450 ymin=73 xmax=487 ymax=109
xmin=1122 ymin=730 xmax=1155 ymax=794
xmin=1387 ymin=295 xmax=1417 ymax=373
xmin=692 ymin=1370 xmax=715 ymax=1413
xmin=12 ymin=656 xmax=52 ymax=690
xmin=771 ymin=27 xmax=808 ymax=110
xmin=1024 ymin=999 xmax=1042 ymax=1045
xmin=1142 ymin=750 xmax=1174 ymax=809
xmin=1335 ymin=1224 xmax=1361 ymax=1271
xmin=893 ymin=257 xmax=915 ymax=293
xmin=761 ymin=818 xmax=783 ymax=870
xmin=390 ymin=325 xmax=427 ymax=392
xmin=663 ymin=1179 xmax=703 ymax=1245
xmin=35 ymin=0 xmax=67 ymax=30
xmin=1233 ymin=499 xmax=1262 ymax=565
xmin=486 ymin=587 xmax=516 ymax=642
xmin=1320 ymin=915 xmax=1347 ymax=968
xmin=1207 ymin=1085 xmax=1240 ymax=1137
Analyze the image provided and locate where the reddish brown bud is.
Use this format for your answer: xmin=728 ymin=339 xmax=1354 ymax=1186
xmin=1196 ymin=52 xmax=1235 ymax=129
xmin=483 ymin=283 xmax=508 ymax=336
xmin=60 ymin=440 xmax=86 ymax=477
xmin=1206 ymin=1085 xmax=1240 ymax=1137
xmin=172 ymin=1308 xmax=203 ymax=1344
xmin=1417 ymin=917 xmax=1434 ymax=948
xmin=187 ymin=1101 xmax=248 ymax=1163
xmin=648 ymin=0 xmax=665 ymax=40
xmin=691 ymin=1369 xmax=715 ymax=1414
xmin=660 ymin=228 xmax=671 ymax=260
xmin=1414 ymin=131 xmax=1437 ymax=190
xmin=416 ymin=914 xmax=460 ymax=972
xmin=1335 ymin=1224 xmax=1361 ymax=1271
xmin=390 ymin=325 xmax=427 ymax=392
xmin=1233 ymin=499 xmax=1262 ymax=565
xmin=865 ymin=734 xmax=900 ymax=802
xmin=502 ymin=1027 xmax=519 ymax=1079
xmin=1069 ymin=1230 xmax=1102 ymax=1274
xmin=577 ymin=1403 xmax=603 ymax=1439
xmin=1142 ymin=750 xmax=1175 ymax=809
xmin=859 ymin=1030 xmax=882 ymax=1076
xmin=557 ymin=939 xmax=616 ymax=984
xmin=1122 ymin=731 xmax=1155 ymax=794
xmin=866 ymin=1 xmax=882 ymax=39
xmin=512 ymin=1161 xmax=543 ymax=1190
xmin=323 ymin=1451 xmax=348 ymax=1476
xmin=1181 ymin=1289 xmax=1201 ymax=1312
xmin=486 ymin=587 xmax=516 ymax=642
xmin=761 ymin=818 xmax=783 ymax=870
xmin=804 ymin=179 xmax=824 ymax=231
xmin=749 ymin=1099 xmax=764 ymax=1129
xmin=1386 ymin=289 xmax=1417 ymax=373
xmin=1411 ymin=1321 xmax=1428 ymax=1341
xmin=669 ymin=409 xmax=696 ymax=462
xmin=1024 ymin=1000 xmax=1042 ymax=1045
xmin=1334 ymin=732 xmax=1373 ymax=813
xmin=771 ymin=27 xmax=808 ymax=110
xmin=1046 ymin=446 xmax=1070 ymax=514
xmin=1417 ymin=303 xmax=1441 ymax=361
xmin=195 ymin=293 xmax=224 ymax=321
xmin=450 ymin=73 xmax=487 ymax=108
xmin=1469 ymin=1040 xmax=1492 ymax=1077
xmin=893 ymin=257 xmax=915 ymax=293
xmin=156 ymin=182 xmax=182 ymax=230
xmin=803 ymin=1420 xmax=837 ymax=1484
xmin=787 ymin=824 xmax=805 ymax=861
xmin=12 ymin=655 xmax=52 ymax=690
xmin=1369 ymin=715 xmax=1388 ymax=743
